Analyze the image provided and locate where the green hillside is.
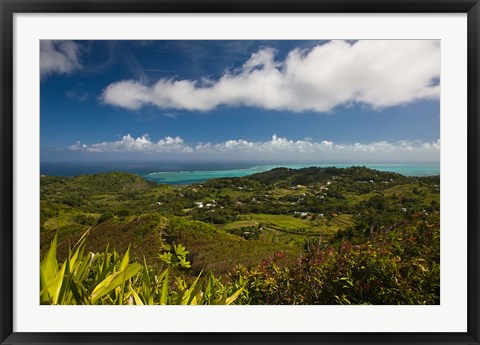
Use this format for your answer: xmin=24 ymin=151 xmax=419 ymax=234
xmin=40 ymin=166 xmax=440 ymax=305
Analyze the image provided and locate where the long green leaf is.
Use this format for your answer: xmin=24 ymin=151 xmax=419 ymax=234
xmin=49 ymin=261 xmax=67 ymax=304
xmin=70 ymin=275 xmax=91 ymax=305
xmin=71 ymin=227 xmax=91 ymax=251
xmin=141 ymin=257 xmax=153 ymax=304
xmin=75 ymin=252 xmax=96 ymax=283
xmin=120 ymin=246 xmax=131 ymax=271
xmin=88 ymin=252 xmax=115 ymax=294
xmin=225 ymin=287 xmax=245 ymax=305
xmin=181 ymin=272 xmax=202 ymax=305
xmin=160 ymin=269 xmax=169 ymax=305
xmin=57 ymin=253 xmax=74 ymax=304
xmin=130 ymin=288 xmax=144 ymax=305
xmin=40 ymin=235 xmax=58 ymax=293
xmin=90 ymin=263 xmax=142 ymax=304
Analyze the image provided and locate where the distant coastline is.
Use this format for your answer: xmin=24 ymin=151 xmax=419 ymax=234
xmin=40 ymin=161 xmax=440 ymax=185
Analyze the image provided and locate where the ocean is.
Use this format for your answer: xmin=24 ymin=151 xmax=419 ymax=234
xmin=40 ymin=161 xmax=440 ymax=185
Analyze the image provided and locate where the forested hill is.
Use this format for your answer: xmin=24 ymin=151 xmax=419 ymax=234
xmin=245 ymin=166 xmax=409 ymax=185
xmin=40 ymin=166 xmax=440 ymax=304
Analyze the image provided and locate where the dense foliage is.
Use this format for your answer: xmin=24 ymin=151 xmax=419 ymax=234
xmin=234 ymin=215 xmax=439 ymax=305
xmin=41 ymin=233 xmax=245 ymax=305
xmin=40 ymin=166 xmax=440 ymax=304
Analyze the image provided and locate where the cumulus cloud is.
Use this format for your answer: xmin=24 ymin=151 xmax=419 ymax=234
xmin=40 ymin=40 xmax=81 ymax=77
xmin=195 ymin=135 xmax=336 ymax=154
xmin=69 ymin=134 xmax=193 ymax=153
xmin=101 ymin=40 xmax=440 ymax=112
xmin=69 ymin=134 xmax=440 ymax=162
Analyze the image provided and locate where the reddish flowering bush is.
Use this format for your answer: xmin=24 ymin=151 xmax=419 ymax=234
xmin=232 ymin=215 xmax=439 ymax=305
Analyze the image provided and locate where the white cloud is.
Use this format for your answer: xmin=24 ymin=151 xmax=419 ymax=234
xmin=69 ymin=134 xmax=440 ymax=162
xmin=195 ymin=135 xmax=335 ymax=154
xmin=101 ymin=40 xmax=440 ymax=113
xmin=69 ymin=134 xmax=193 ymax=153
xmin=40 ymin=40 xmax=81 ymax=77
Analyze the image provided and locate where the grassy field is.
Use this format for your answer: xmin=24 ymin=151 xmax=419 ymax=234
xmin=220 ymin=220 xmax=258 ymax=230
xmin=216 ymin=213 xmax=353 ymax=251
xmin=259 ymin=227 xmax=312 ymax=249
xmin=241 ymin=213 xmax=311 ymax=229
xmin=235 ymin=213 xmax=353 ymax=233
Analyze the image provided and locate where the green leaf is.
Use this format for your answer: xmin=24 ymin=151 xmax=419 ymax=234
xmin=160 ymin=269 xmax=169 ymax=305
xmin=40 ymin=235 xmax=58 ymax=292
xmin=120 ymin=246 xmax=131 ymax=271
xmin=225 ymin=287 xmax=244 ymax=305
xmin=130 ymin=288 xmax=144 ymax=305
xmin=90 ymin=263 xmax=142 ymax=304
xmin=49 ymin=261 xmax=67 ymax=304
xmin=70 ymin=275 xmax=91 ymax=305
xmin=141 ymin=256 xmax=153 ymax=304
xmin=181 ymin=272 xmax=202 ymax=305
xmin=75 ymin=252 xmax=96 ymax=283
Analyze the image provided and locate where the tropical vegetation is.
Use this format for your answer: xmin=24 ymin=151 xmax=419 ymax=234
xmin=40 ymin=166 xmax=440 ymax=304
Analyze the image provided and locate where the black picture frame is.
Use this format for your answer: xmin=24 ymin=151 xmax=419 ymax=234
xmin=1 ymin=1 xmax=479 ymax=344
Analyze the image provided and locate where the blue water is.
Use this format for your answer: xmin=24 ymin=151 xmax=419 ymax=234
xmin=143 ymin=163 xmax=439 ymax=185
xmin=40 ymin=161 xmax=439 ymax=185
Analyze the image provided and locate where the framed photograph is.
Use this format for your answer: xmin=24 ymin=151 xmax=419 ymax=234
xmin=1 ymin=1 xmax=479 ymax=344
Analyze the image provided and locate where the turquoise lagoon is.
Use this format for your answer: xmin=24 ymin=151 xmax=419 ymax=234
xmin=142 ymin=163 xmax=440 ymax=185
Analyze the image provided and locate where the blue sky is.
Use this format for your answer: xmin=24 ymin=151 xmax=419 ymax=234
xmin=40 ymin=40 xmax=440 ymax=163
